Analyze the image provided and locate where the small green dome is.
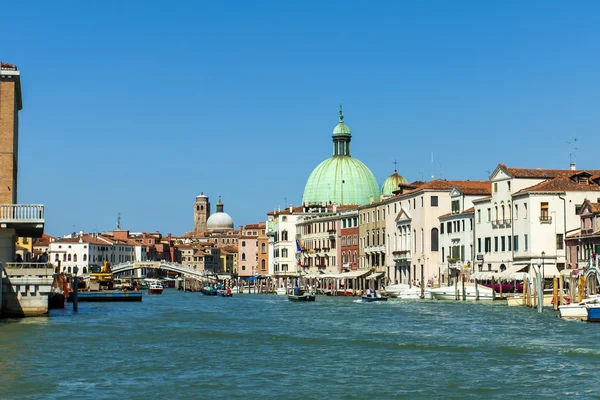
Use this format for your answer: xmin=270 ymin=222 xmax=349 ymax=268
xmin=303 ymin=156 xmax=380 ymax=205
xmin=333 ymin=122 xmax=351 ymax=136
xmin=381 ymin=170 xmax=408 ymax=196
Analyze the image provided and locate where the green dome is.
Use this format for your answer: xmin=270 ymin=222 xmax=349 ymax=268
xmin=381 ymin=170 xmax=408 ymax=196
xmin=303 ymin=156 xmax=380 ymax=205
xmin=302 ymin=108 xmax=380 ymax=206
xmin=333 ymin=122 xmax=351 ymax=136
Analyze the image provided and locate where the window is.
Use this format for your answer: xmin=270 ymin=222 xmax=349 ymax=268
xmin=477 ymin=238 xmax=481 ymax=253
xmin=261 ymin=243 xmax=266 ymax=253
xmin=440 ymin=223 xmax=444 ymax=234
xmin=508 ymin=236 xmax=511 ymax=251
xmin=513 ymin=236 xmax=519 ymax=251
xmin=501 ymin=236 xmax=505 ymax=252
xmin=341 ymin=236 xmax=346 ymax=246
xmin=515 ymin=204 xmax=519 ymax=219
xmin=421 ymin=197 xmax=424 ymax=207
xmin=83 ymin=254 xmax=87 ymax=261
xmin=556 ymin=234 xmax=564 ymax=250
xmin=447 ymin=221 xmax=452 ymax=234
xmin=487 ymin=208 xmax=491 ymax=222
xmin=74 ymin=254 xmax=77 ymax=262
xmin=431 ymin=228 xmax=439 ymax=251
xmin=485 ymin=237 xmax=491 ymax=252
xmin=541 ymin=202 xmax=549 ymax=221
xmin=431 ymin=196 xmax=439 ymax=207
xmin=353 ymin=235 xmax=357 ymax=245
xmin=282 ymin=216 xmax=287 ymax=222
xmin=68 ymin=254 xmax=72 ymax=261
xmin=507 ymin=181 xmax=511 ymax=191
xmin=242 ymin=241 xmax=246 ymax=247
xmin=524 ymin=234 xmax=528 ymax=251
xmin=451 ymin=200 xmax=459 ymax=213
xmin=494 ymin=182 xmax=498 ymax=192
xmin=477 ymin=209 xmax=481 ymax=223
xmin=494 ymin=237 xmax=498 ymax=252
xmin=524 ymin=203 xmax=528 ymax=218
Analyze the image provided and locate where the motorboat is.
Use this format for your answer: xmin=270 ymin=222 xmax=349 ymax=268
xmin=360 ymin=291 xmax=388 ymax=302
xmin=430 ymin=284 xmax=495 ymax=301
xmin=217 ymin=290 xmax=233 ymax=297
xmin=288 ymin=293 xmax=315 ymax=302
xmin=586 ymin=303 xmax=600 ymax=322
xmin=559 ymin=295 xmax=600 ymax=319
xmin=384 ymin=284 xmax=410 ymax=298
xmin=147 ymin=283 xmax=164 ymax=295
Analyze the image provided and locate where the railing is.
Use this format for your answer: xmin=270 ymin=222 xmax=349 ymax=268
xmin=539 ymin=215 xmax=552 ymax=224
xmin=0 ymin=204 xmax=45 ymax=222
xmin=582 ymin=228 xmax=594 ymax=235
xmin=4 ymin=262 xmax=51 ymax=269
xmin=503 ymin=219 xmax=511 ymax=227
xmin=392 ymin=251 xmax=411 ymax=262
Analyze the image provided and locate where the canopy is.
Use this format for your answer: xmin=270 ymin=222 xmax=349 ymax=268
xmin=366 ymin=272 xmax=384 ymax=280
xmin=560 ymin=268 xmax=580 ymax=277
xmin=338 ymin=270 xmax=370 ymax=279
xmin=542 ymin=264 xmax=560 ymax=278
xmin=500 ymin=265 xmax=527 ymax=280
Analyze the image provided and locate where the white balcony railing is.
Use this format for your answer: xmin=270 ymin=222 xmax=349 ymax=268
xmin=392 ymin=251 xmax=411 ymax=262
xmin=0 ymin=204 xmax=44 ymax=223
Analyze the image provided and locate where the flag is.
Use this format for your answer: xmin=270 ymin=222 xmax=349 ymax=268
xmin=296 ymin=240 xmax=302 ymax=252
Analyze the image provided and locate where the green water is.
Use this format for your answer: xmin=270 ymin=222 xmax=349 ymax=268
xmin=0 ymin=291 xmax=599 ymax=399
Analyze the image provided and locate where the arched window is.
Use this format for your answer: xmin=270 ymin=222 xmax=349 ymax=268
xmin=261 ymin=243 xmax=266 ymax=253
xmin=282 ymin=216 xmax=287 ymax=222
xmin=341 ymin=236 xmax=346 ymax=246
xmin=282 ymin=248 xmax=288 ymax=257
xmin=82 ymin=267 xmax=87 ymax=274
xmin=67 ymin=267 xmax=71 ymax=273
xmin=242 ymin=253 xmax=246 ymax=261
xmin=73 ymin=254 xmax=78 ymax=262
xmin=342 ymin=253 xmax=346 ymax=263
xmin=413 ymin=229 xmax=417 ymax=252
xmin=261 ymin=259 xmax=266 ymax=270
xmin=68 ymin=254 xmax=72 ymax=262
xmin=83 ymin=254 xmax=87 ymax=261
xmin=431 ymin=228 xmax=439 ymax=251
xmin=55 ymin=254 xmax=59 ymax=261
xmin=353 ymin=251 xmax=357 ymax=263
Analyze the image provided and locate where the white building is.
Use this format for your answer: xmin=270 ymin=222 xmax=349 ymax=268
xmin=384 ymin=180 xmax=490 ymax=286
xmin=48 ymin=234 xmax=137 ymax=274
xmin=473 ymin=164 xmax=600 ymax=279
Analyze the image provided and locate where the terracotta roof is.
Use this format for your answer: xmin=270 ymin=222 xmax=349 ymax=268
xmin=0 ymin=62 xmax=17 ymax=70
xmin=472 ymin=195 xmax=492 ymax=203
xmin=403 ymin=179 xmax=490 ymax=195
xmin=439 ymin=207 xmax=475 ymax=220
xmin=268 ymin=204 xmax=358 ymax=216
xmin=515 ymin=175 xmax=600 ymax=194
xmin=33 ymin=233 xmax=52 ymax=247
xmin=53 ymin=234 xmax=118 ymax=246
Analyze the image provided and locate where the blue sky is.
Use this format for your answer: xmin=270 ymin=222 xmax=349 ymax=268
xmin=4 ymin=0 xmax=600 ymax=236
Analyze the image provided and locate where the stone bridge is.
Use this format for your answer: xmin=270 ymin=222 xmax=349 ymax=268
xmin=110 ymin=261 xmax=216 ymax=281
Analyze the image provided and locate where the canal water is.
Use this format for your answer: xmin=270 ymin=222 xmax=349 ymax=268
xmin=1 ymin=291 xmax=599 ymax=399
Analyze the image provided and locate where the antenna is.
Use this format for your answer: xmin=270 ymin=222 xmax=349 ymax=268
xmin=393 ymin=159 xmax=399 ymax=172
xmin=431 ymin=152 xmax=434 ymax=180
xmin=116 ymin=213 xmax=122 ymax=230
xmin=568 ymin=137 xmax=578 ymax=168
xmin=486 ymin=170 xmax=491 ymax=179
xmin=419 ymin=172 xmax=424 ymax=181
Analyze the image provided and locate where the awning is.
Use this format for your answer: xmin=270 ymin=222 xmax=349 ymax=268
xmin=500 ymin=265 xmax=527 ymax=280
xmin=366 ymin=272 xmax=384 ymax=280
xmin=542 ymin=264 xmax=560 ymax=278
xmin=471 ymin=271 xmax=499 ymax=280
xmin=217 ymin=274 xmax=232 ymax=280
xmin=560 ymin=268 xmax=580 ymax=277
xmin=338 ymin=270 xmax=370 ymax=279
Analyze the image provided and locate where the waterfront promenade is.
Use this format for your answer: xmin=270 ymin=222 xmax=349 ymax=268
xmin=0 ymin=290 xmax=598 ymax=399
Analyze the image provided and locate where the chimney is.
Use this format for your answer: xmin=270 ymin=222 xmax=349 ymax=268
xmin=289 ymin=204 xmax=293 ymax=212
xmin=370 ymin=195 xmax=374 ymax=203
xmin=570 ymin=162 xmax=576 ymax=171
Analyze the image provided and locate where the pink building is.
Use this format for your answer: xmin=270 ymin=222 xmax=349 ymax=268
xmin=565 ymin=199 xmax=600 ymax=273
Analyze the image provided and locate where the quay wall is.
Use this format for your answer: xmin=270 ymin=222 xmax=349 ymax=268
xmin=1 ymin=267 xmax=54 ymax=317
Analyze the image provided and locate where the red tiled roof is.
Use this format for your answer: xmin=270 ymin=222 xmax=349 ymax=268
xmin=0 ymin=62 xmax=17 ymax=70
xmin=515 ymin=175 xmax=600 ymax=194
xmin=438 ymin=207 xmax=475 ymax=220
xmin=403 ymin=179 xmax=490 ymax=195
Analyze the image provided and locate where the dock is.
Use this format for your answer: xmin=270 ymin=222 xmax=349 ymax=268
xmin=68 ymin=291 xmax=142 ymax=302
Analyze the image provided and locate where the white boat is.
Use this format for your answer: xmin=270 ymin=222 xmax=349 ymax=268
xmin=147 ymin=283 xmax=164 ymax=295
xmin=430 ymin=284 xmax=495 ymax=301
xmin=393 ymin=286 xmax=432 ymax=300
xmin=559 ymin=295 xmax=600 ymax=319
xmin=384 ymin=284 xmax=410 ymax=298
xmin=275 ymin=287 xmax=288 ymax=296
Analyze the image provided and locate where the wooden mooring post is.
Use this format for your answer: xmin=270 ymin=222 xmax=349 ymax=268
xmin=523 ymin=278 xmax=528 ymax=307
xmin=553 ymin=276 xmax=559 ymax=311
xmin=491 ymin=275 xmax=496 ymax=301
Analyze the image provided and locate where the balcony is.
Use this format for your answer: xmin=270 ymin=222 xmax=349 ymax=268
xmin=392 ymin=250 xmax=411 ymax=262
xmin=267 ymin=230 xmax=277 ymax=237
xmin=581 ymin=228 xmax=594 ymax=235
xmin=0 ymin=204 xmax=45 ymax=237
xmin=539 ymin=215 xmax=553 ymax=224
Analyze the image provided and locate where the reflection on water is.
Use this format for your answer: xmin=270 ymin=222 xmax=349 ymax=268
xmin=0 ymin=290 xmax=598 ymax=399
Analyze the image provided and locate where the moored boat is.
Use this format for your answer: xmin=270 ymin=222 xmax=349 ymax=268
xmin=430 ymin=284 xmax=495 ymax=301
xmin=201 ymin=286 xmax=218 ymax=296
xmin=275 ymin=287 xmax=288 ymax=296
xmin=148 ymin=283 xmax=164 ymax=295
xmin=560 ymin=295 xmax=600 ymax=319
xmin=586 ymin=303 xmax=600 ymax=322
xmin=217 ymin=289 xmax=233 ymax=297
xmin=384 ymin=284 xmax=410 ymax=298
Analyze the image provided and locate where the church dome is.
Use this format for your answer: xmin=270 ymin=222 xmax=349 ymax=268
xmin=206 ymin=199 xmax=234 ymax=230
xmin=302 ymin=108 xmax=380 ymax=206
xmin=381 ymin=170 xmax=408 ymax=196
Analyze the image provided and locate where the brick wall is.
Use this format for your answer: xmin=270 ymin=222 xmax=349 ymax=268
xmin=0 ymin=80 xmax=16 ymax=204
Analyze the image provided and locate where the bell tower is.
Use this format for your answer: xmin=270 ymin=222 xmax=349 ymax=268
xmin=194 ymin=193 xmax=210 ymax=232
